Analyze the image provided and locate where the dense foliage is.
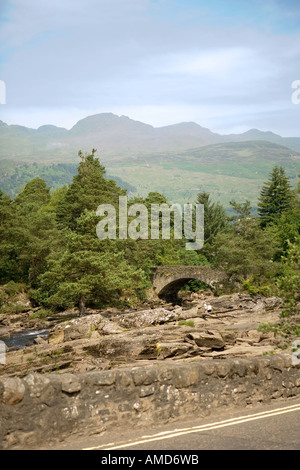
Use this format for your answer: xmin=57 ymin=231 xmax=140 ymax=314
xmin=0 ymin=153 xmax=299 ymax=321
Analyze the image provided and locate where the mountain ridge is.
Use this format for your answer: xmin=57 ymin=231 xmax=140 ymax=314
xmin=0 ymin=113 xmax=299 ymax=209
xmin=1 ymin=112 xmax=300 ymax=163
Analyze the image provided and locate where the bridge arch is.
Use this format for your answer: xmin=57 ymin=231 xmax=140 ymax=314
xmin=151 ymin=266 xmax=226 ymax=303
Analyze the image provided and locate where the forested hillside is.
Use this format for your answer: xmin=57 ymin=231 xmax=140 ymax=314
xmin=0 ymin=159 xmax=136 ymax=198
xmin=0 ymin=150 xmax=299 ymax=331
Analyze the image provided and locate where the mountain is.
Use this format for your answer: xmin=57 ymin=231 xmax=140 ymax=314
xmin=223 ymin=128 xmax=300 ymax=151
xmin=0 ymin=113 xmax=299 ymax=209
xmin=2 ymin=112 xmax=299 ymax=163
xmin=64 ymin=113 xmax=226 ymax=157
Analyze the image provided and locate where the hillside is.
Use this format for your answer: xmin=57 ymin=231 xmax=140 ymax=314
xmin=1 ymin=113 xmax=300 ymax=163
xmin=0 ymin=113 xmax=299 ymax=208
xmin=0 ymin=160 xmax=136 ymax=199
xmin=0 ymin=114 xmax=226 ymax=162
xmin=105 ymin=140 xmax=299 ymax=208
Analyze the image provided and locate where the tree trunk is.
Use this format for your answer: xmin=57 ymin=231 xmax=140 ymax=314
xmin=79 ymin=295 xmax=86 ymax=316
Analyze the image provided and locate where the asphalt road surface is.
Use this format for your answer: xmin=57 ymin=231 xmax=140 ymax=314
xmin=45 ymin=396 xmax=300 ymax=451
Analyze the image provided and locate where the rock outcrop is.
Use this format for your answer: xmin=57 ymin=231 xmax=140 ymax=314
xmin=0 ymin=293 xmax=292 ymax=378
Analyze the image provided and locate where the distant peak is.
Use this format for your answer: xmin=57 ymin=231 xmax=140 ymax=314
xmin=244 ymin=128 xmax=280 ymax=137
xmin=37 ymin=124 xmax=67 ymax=132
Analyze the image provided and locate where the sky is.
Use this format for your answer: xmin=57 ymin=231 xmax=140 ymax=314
xmin=0 ymin=0 xmax=300 ymax=136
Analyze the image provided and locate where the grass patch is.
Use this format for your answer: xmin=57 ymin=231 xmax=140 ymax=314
xmin=178 ymin=320 xmax=195 ymax=327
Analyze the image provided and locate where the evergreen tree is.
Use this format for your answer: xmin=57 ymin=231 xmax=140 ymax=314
xmin=32 ymin=153 xmax=151 ymax=312
xmin=14 ymin=177 xmax=50 ymax=209
xmin=56 ymin=149 xmax=126 ymax=230
xmin=258 ymin=166 xmax=293 ymax=227
xmin=0 ymin=191 xmax=19 ymax=282
xmin=0 ymin=179 xmax=58 ymax=284
xmin=14 ymin=178 xmax=58 ymax=285
xmin=228 ymin=200 xmax=252 ymax=222
xmin=213 ymin=217 xmax=279 ymax=283
xmin=196 ymin=191 xmax=227 ymax=259
xmin=34 ymin=223 xmax=149 ymax=313
xmin=277 ymin=238 xmax=300 ymax=315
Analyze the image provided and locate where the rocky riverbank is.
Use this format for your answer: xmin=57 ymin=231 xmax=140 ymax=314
xmin=1 ymin=292 xmax=297 ymax=378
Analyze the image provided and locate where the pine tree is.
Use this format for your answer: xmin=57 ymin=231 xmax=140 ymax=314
xmin=32 ymin=152 xmax=150 ymax=312
xmin=34 ymin=227 xmax=149 ymax=313
xmin=213 ymin=217 xmax=279 ymax=281
xmin=229 ymin=200 xmax=252 ymax=222
xmin=56 ymin=149 xmax=126 ymax=230
xmin=0 ymin=179 xmax=58 ymax=284
xmin=0 ymin=191 xmax=18 ymax=282
xmin=196 ymin=191 xmax=227 ymax=258
xmin=258 ymin=166 xmax=293 ymax=227
xmin=14 ymin=177 xmax=50 ymax=210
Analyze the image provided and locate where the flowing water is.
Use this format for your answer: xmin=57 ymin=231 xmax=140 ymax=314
xmin=0 ymin=329 xmax=49 ymax=350
xmin=0 ymin=313 xmax=79 ymax=350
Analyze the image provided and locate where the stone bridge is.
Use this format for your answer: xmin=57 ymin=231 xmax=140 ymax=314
xmin=150 ymin=265 xmax=227 ymax=302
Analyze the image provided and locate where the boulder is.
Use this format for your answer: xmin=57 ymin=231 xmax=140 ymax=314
xmin=247 ymin=329 xmax=263 ymax=342
xmin=60 ymin=374 xmax=82 ymax=394
xmin=1 ymin=377 xmax=25 ymax=405
xmin=33 ymin=336 xmax=47 ymax=345
xmin=24 ymin=373 xmax=51 ymax=398
xmin=97 ymin=320 xmax=125 ymax=335
xmin=48 ymin=329 xmax=65 ymax=345
xmin=205 ymin=293 xmax=283 ymax=313
xmin=186 ymin=330 xmax=225 ymax=349
xmin=63 ymin=314 xmax=103 ymax=341
xmin=48 ymin=314 xmax=104 ymax=344
xmin=157 ymin=342 xmax=193 ymax=359
xmin=116 ymin=308 xmax=177 ymax=329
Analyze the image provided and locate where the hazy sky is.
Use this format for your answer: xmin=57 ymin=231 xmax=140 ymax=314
xmin=0 ymin=0 xmax=300 ymax=135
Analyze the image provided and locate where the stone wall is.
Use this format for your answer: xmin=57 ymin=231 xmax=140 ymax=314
xmin=0 ymin=354 xmax=300 ymax=449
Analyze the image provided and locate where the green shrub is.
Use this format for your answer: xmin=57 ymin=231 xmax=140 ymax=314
xmin=0 ymin=302 xmax=28 ymax=314
xmin=4 ymin=281 xmax=25 ymax=298
xmin=29 ymin=308 xmax=53 ymax=319
xmin=0 ymin=289 xmax=8 ymax=307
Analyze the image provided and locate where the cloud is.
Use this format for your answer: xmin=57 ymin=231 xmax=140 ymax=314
xmin=0 ymin=0 xmax=299 ymax=135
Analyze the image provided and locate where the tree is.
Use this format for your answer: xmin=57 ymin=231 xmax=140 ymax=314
xmin=0 ymin=179 xmax=58 ymax=285
xmin=56 ymin=149 xmax=126 ymax=230
xmin=213 ymin=199 xmax=279 ymax=285
xmin=228 ymin=200 xmax=252 ymax=222
xmin=195 ymin=191 xmax=228 ymax=259
xmin=277 ymin=238 xmax=300 ymax=309
xmin=258 ymin=166 xmax=293 ymax=227
xmin=0 ymin=191 xmax=19 ymax=282
xmin=34 ymin=228 xmax=149 ymax=313
xmin=31 ymin=156 xmax=151 ymax=312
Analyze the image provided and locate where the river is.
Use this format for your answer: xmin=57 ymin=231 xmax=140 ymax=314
xmin=0 ymin=328 xmax=49 ymax=350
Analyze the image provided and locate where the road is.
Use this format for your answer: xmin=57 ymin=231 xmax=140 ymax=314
xmin=45 ymin=396 xmax=300 ymax=451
